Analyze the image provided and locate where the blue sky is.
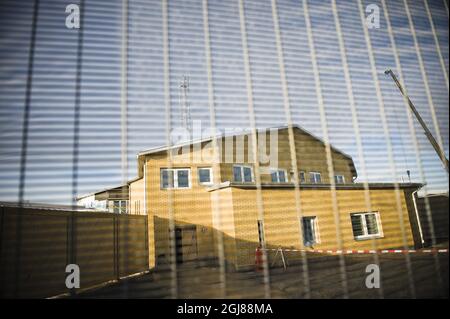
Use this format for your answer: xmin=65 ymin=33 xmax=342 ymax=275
xmin=0 ymin=0 xmax=448 ymax=204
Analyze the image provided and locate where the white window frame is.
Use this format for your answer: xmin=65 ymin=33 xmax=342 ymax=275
xmin=301 ymin=216 xmax=320 ymax=246
xmin=334 ymin=175 xmax=345 ymax=184
xmin=270 ymin=168 xmax=288 ymax=183
xmin=160 ymin=168 xmax=191 ymax=189
xmin=309 ymin=171 xmax=322 ymax=184
xmin=350 ymin=212 xmax=383 ymax=240
xmin=233 ymin=165 xmax=254 ymax=183
xmin=198 ymin=167 xmax=213 ymax=185
xmin=112 ymin=200 xmax=127 ymax=214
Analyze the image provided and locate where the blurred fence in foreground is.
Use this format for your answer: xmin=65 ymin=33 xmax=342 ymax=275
xmin=0 ymin=206 xmax=148 ymax=298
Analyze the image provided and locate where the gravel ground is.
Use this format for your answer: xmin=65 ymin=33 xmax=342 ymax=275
xmin=75 ymin=252 xmax=448 ymax=299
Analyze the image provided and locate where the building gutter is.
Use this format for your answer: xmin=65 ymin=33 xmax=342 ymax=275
xmin=412 ymin=184 xmax=426 ymax=247
xmin=207 ymin=182 xmax=423 ymax=192
xmin=143 ymin=159 xmax=147 ymax=215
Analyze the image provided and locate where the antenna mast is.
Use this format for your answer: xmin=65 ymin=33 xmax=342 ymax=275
xmin=179 ymin=75 xmax=192 ymax=137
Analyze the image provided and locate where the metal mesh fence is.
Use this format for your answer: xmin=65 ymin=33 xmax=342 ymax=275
xmin=0 ymin=0 xmax=448 ymax=299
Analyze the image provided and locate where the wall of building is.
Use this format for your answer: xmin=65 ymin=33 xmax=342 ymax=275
xmin=416 ymin=194 xmax=449 ymax=245
xmin=137 ymin=130 xmax=418 ymax=271
xmin=226 ymin=187 xmax=415 ymax=269
xmin=129 ymin=178 xmax=145 ymax=215
xmin=211 ymin=187 xmax=237 ymax=268
xmin=218 ymin=128 xmax=356 ymax=184
xmin=77 ymin=195 xmax=107 ymax=211
xmin=145 ymin=149 xmax=217 ymax=265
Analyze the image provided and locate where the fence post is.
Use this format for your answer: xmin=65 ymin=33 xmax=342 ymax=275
xmin=145 ymin=215 xmax=149 ymax=270
xmin=0 ymin=207 xmax=4 ymax=297
xmin=114 ymin=214 xmax=119 ymax=280
xmin=67 ymin=211 xmax=76 ymax=297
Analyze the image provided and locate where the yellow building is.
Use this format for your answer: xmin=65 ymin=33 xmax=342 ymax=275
xmin=128 ymin=125 xmax=422 ymax=270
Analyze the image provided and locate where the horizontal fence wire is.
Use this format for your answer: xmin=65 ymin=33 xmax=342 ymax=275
xmin=0 ymin=0 xmax=448 ymax=299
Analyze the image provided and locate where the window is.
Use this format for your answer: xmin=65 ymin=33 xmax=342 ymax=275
xmin=299 ymin=171 xmax=306 ymax=183
xmin=270 ymin=169 xmax=287 ymax=183
xmin=233 ymin=165 xmax=253 ymax=183
xmin=334 ymin=175 xmax=345 ymax=184
xmin=198 ymin=167 xmax=213 ymax=185
xmin=302 ymin=216 xmax=319 ymax=246
xmin=112 ymin=200 xmax=127 ymax=214
xmin=309 ymin=172 xmax=322 ymax=184
xmin=161 ymin=168 xmax=191 ymax=189
xmin=351 ymin=212 xmax=382 ymax=240
xmin=257 ymin=220 xmax=265 ymax=246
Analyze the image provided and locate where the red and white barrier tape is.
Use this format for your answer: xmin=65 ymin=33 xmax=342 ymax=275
xmin=259 ymin=248 xmax=449 ymax=254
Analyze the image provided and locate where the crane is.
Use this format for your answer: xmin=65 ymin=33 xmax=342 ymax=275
xmin=385 ymin=69 xmax=449 ymax=173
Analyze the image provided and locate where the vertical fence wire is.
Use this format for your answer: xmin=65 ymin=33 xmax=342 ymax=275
xmin=302 ymin=0 xmax=350 ymax=298
xmin=3 ymin=0 xmax=448 ymax=299
xmin=162 ymin=0 xmax=179 ymax=299
xmin=202 ymin=0 xmax=227 ymax=298
xmin=381 ymin=0 xmax=428 ymax=253
xmin=15 ymin=0 xmax=40 ymax=298
xmin=238 ymin=0 xmax=272 ymax=299
xmin=272 ymin=0 xmax=314 ymax=299
xmin=401 ymin=0 xmax=446 ymax=296
xmin=403 ymin=0 xmax=445 ymax=157
xmin=424 ymin=0 xmax=449 ymax=91
xmin=119 ymin=0 xmax=130 ymax=298
xmin=357 ymin=0 xmax=417 ymax=298
xmin=270 ymin=0 xmax=314 ymax=299
xmin=331 ymin=0 xmax=384 ymax=299
xmin=71 ymin=0 xmax=85 ymax=210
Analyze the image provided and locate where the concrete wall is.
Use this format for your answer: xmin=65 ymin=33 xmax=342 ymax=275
xmin=0 ymin=207 xmax=148 ymax=298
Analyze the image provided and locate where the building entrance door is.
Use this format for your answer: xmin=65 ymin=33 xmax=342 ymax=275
xmin=174 ymin=226 xmax=197 ymax=263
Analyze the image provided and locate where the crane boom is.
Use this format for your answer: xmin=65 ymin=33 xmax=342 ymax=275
xmin=385 ymin=69 xmax=449 ymax=173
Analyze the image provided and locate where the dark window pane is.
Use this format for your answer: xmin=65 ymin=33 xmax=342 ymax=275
xmin=233 ymin=166 xmax=242 ymax=182
xmin=334 ymin=175 xmax=344 ymax=184
xmin=199 ymin=168 xmax=211 ymax=183
xmin=257 ymin=220 xmax=264 ymax=246
xmin=271 ymin=172 xmax=278 ymax=182
xmin=365 ymin=214 xmax=379 ymax=235
xmin=177 ymin=170 xmax=189 ymax=187
xmin=302 ymin=217 xmax=315 ymax=246
xmin=310 ymin=172 xmax=321 ymax=183
xmin=299 ymin=172 xmax=305 ymax=183
xmin=243 ymin=167 xmax=252 ymax=182
xmin=315 ymin=173 xmax=321 ymax=183
xmin=279 ymin=170 xmax=286 ymax=182
xmin=161 ymin=170 xmax=174 ymax=188
xmin=351 ymin=215 xmax=364 ymax=237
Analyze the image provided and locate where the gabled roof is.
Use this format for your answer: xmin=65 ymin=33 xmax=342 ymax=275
xmin=76 ymin=183 xmax=128 ymax=200
xmin=137 ymin=124 xmax=354 ymax=161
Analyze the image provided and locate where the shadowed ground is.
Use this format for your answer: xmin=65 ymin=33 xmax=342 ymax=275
xmin=75 ymin=253 xmax=448 ymax=299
